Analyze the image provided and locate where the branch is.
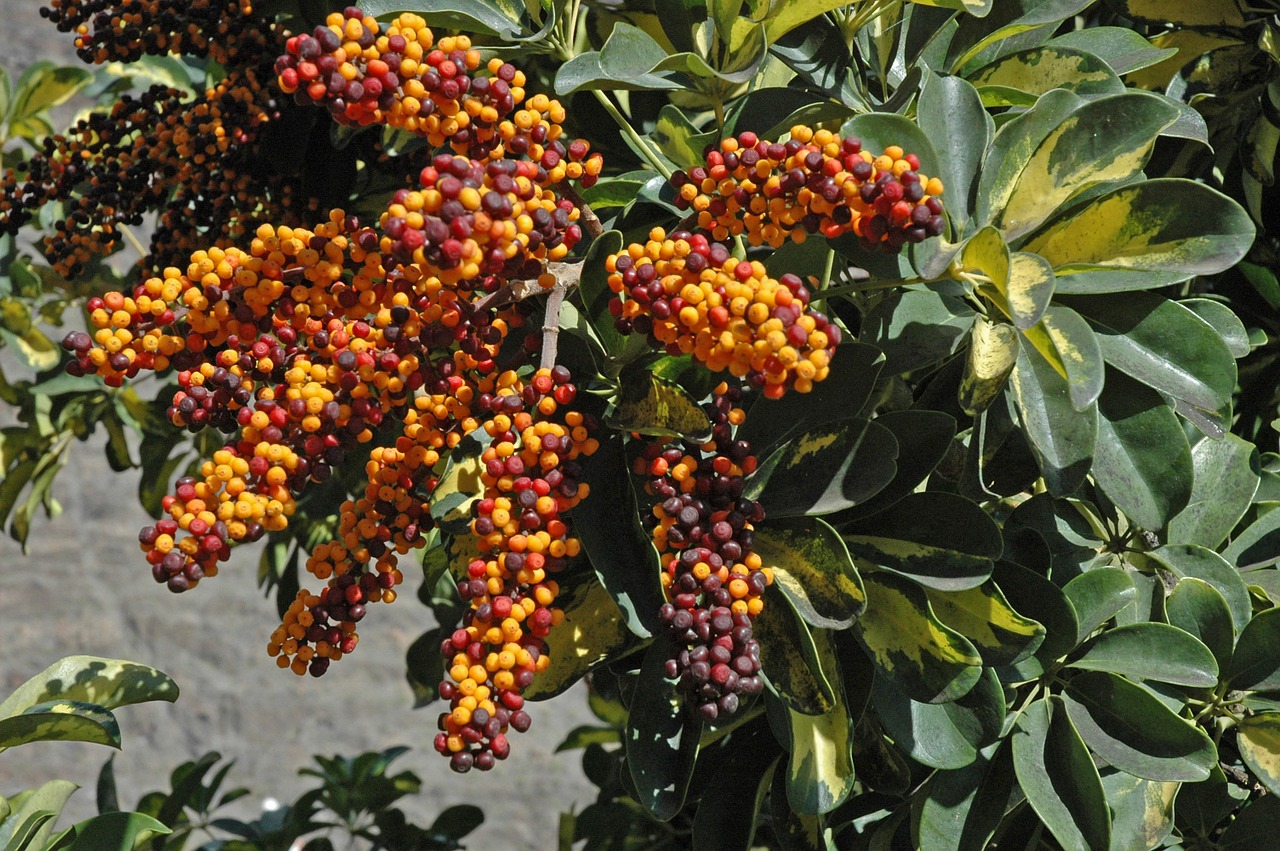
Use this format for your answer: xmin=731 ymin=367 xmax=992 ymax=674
xmin=556 ymin=181 xmax=605 ymax=239
xmin=539 ymin=278 xmax=571 ymax=370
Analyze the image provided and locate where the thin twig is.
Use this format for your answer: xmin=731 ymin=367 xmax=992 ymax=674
xmin=539 ymin=279 xmax=570 ymax=370
xmin=555 ymin=182 xmax=605 ymax=239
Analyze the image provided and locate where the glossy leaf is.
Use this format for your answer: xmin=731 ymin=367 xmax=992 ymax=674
xmin=755 ymin=585 xmax=837 ymax=715
xmin=1068 ymin=622 xmax=1218 ymax=687
xmin=840 ymin=112 xmax=941 ymax=178
xmin=853 ymin=572 xmax=983 ymax=704
xmin=1167 ymin=578 xmax=1235 ymax=670
xmin=1009 ymin=336 xmax=1098 ymax=496
xmin=1181 ymin=298 xmax=1250 ymax=359
xmin=972 ymin=45 xmax=1123 ymax=99
xmin=690 ymin=738 xmax=777 ymax=851
xmin=767 ymin=762 xmax=825 ymax=851
xmin=917 ymin=72 xmax=992 ymax=233
xmin=1093 ymin=373 xmax=1193 ymax=531
xmin=625 ymin=635 xmax=701 ymax=821
xmin=832 ymin=410 xmax=956 ymax=522
xmin=841 ymin=492 xmax=1001 ymax=591
xmin=1226 ymin=607 xmax=1280 ymax=692
xmin=0 ymin=700 xmax=120 ymax=751
xmin=870 ymin=668 xmax=1004 ymax=770
xmin=1063 ymin=291 xmax=1237 ymax=412
xmin=754 ymin=517 xmax=865 ymax=630
xmin=1063 ymin=671 xmax=1215 ymax=781
xmin=525 ymin=575 xmax=638 ymax=700
xmin=363 ymin=0 xmax=523 ymax=36
xmin=1020 ymin=306 xmax=1104 ymax=411
xmin=1012 ymin=696 xmax=1110 ymax=851
xmin=1048 ymin=26 xmax=1177 ymax=74
xmin=1109 ymin=0 xmax=1245 ymax=27
xmin=925 ymin=582 xmax=1045 ymax=666
xmin=1022 ymin=179 xmax=1256 ymax=290
xmin=10 ymin=62 xmax=92 ymax=121
xmin=992 ymin=559 xmax=1080 ymax=679
xmin=555 ymin=24 xmax=680 ymax=94
xmin=1236 ymin=712 xmax=1280 ymax=796
xmin=46 ymin=812 xmax=170 ymax=851
xmin=1223 ymin=509 xmax=1280 ymax=570
xmin=912 ymin=740 xmax=1015 ymax=851
xmin=1145 ymin=545 xmax=1252 ymax=636
xmin=858 ymin=288 xmax=972 ymax=373
xmin=957 ymin=315 xmax=1016 ymax=416
xmin=607 ymin=370 xmax=711 ymax=441
xmin=747 ymin=418 xmax=898 ymax=518
xmin=1063 ymin=567 xmax=1136 ymax=643
xmin=1100 ymin=769 xmax=1178 ymax=851
xmin=574 ymin=432 xmax=665 ymax=638
xmin=0 ymin=780 xmax=76 ymax=851
xmin=0 ymin=656 xmax=178 ymax=720
xmin=575 ymin=230 xmax=626 ymax=356
xmin=1168 ymin=434 xmax=1260 ymax=551
xmin=783 ymin=674 xmax=856 ymax=815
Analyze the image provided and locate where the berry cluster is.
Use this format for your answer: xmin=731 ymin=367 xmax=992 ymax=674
xmin=381 ymin=155 xmax=585 ymax=285
xmin=434 ymin=367 xmax=598 ymax=772
xmin=40 ymin=0 xmax=264 ymax=66
xmin=635 ymin=384 xmax=769 ymax=720
xmin=607 ymin=230 xmax=842 ymax=397
xmin=671 ymin=127 xmax=945 ymax=252
xmin=275 ymin=6 xmax=602 ymax=182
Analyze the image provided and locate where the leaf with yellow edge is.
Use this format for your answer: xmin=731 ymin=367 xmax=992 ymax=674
xmin=853 ymin=571 xmax=983 ymax=704
xmin=429 ymin=432 xmax=486 ymax=535
xmin=959 ymin=317 xmax=1018 ymax=416
xmin=607 ymin=370 xmax=711 ymax=442
xmin=524 ymin=574 xmax=640 ymax=700
xmin=756 ymin=584 xmax=837 ymax=715
xmin=959 ymin=226 xmax=1010 ymax=313
xmin=1113 ymin=0 xmax=1245 ymax=29
xmin=1022 ymin=179 xmax=1255 ymax=290
xmin=1007 ymin=251 xmax=1055 ymax=328
xmin=763 ymin=0 xmax=880 ymax=43
xmin=925 ymin=581 xmax=1045 ymax=666
xmin=1127 ymin=30 xmax=1247 ymax=91
xmin=971 ymin=46 xmax=1123 ymax=100
xmin=1018 ymin=307 xmax=1103 ymax=412
xmin=996 ymin=92 xmax=1179 ymax=239
xmin=907 ymin=0 xmax=994 ymax=18
xmin=1101 ymin=769 xmax=1178 ymax=851
xmin=1238 ymin=712 xmax=1280 ymax=796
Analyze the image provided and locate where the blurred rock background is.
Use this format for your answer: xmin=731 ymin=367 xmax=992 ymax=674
xmin=0 ymin=2 xmax=597 ymax=845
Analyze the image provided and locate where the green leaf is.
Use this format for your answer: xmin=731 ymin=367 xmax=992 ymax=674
xmin=1108 ymin=0 xmax=1245 ymax=27
xmin=871 ymin=668 xmax=1004 ymax=770
xmin=1144 ymin=545 xmax=1252 ymax=636
xmin=840 ymin=492 xmax=1002 ymax=591
xmin=1181 ymin=298 xmax=1250 ymax=359
xmin=625 ymin=635 xmax=701 ymax=821
xmin=1022 ymin=179 xmax=1256 ymax=290
xmin=971 ymin=46 xmax=1124 ymax=103
xmin=1063 ymin=670 xmax=1215 ymax=781
xmin=832 ymin=410 xmax=957 ymax=522
xmin=1227 ymin=606 xmax=1280 ymax=692
xmin=917 ymin=72 xmax=991 ymax=235
xmin=853 ymin=572 xmax=983 ymax=704
xmin=555 ymin=725 xmax=620 ymax=752
xmin=1063 ymin=567 xmax=1136 ymax=643
xmin=753 ymin=517 xmax=865 ymax=630
xmin=1218 ymin=788 xmax=1280 ymax=849
xmin=858 ymin=288 xmax=972 ymax=373
xmin=912 ymin=739 xmax=1015 ymax=851
xmin=767 ymin=759 xmax=825 ymax=851
xmin=738 ymin=343 xmax=886 ymax=452
xmin=0 ymin=327 xmax=60 ymax=373
xmin=362 ymin=0 xmax=523 ymax=36
xmin=429 ymin=804 xmax=485 ymax=840
xmin=909 ymin=0 xmax=994 ymax=17
xmin=1019 ymin=306 xmax=1104 ymax=411
xmin=1168 ymin=434 xmax=1260 ymax=551
xmin=1011 ymin=696 xmax=1110 ymax=851
xmin=1093 ymin=373 xmax=1193 ymax=531
xmin=0 ymin=66 xmax=9 ymax=123
xmin=925 ymin=582 xmax=1045 ymax=666
xmin=691 ymin=742 xmax=777 ymax=851
xmin=1048 ymin=27 xmax=1178 ymax=75
xmin=0 ymin=780 xmax=76 ymax=851
xmin=0 ymin=656 xmax=178 ymax=720
xmin=1099 ymin=769 xmax=1178 ymax=851
xmin=649 ymin=105 xmax=705 ymax=171
xmin=0 ymin=700 xmax=120 ymax=751
xmin=1008 ymin=336 xmax=1097 ymax=496
xmin=11 ymin=62 xmax=92 ymax=121
xmin=555 ymin=23 xmax=680 ymax=94
xmin=525 ymin=574 xmax=639 ymax=700
xmin=763 ymin=0 xmax=869 ymax=42
xmin=1236 ymin=712 xmax=1280 ymax=795
xmin=47 ymin=811 xmax=170 ymax=851
xmin=1063 ymin=292 xmax=1237 ymax=412
xmin=782 ymin=678 xmax=856 ymax=815
xmin=755 ymin=586 xmax=837 ymax=715
xmin=1068 ymin=622 xmax=1218 ymax=687
xmin=1167 ymin=578 xmax=1235 ymax=671
xmin=576 ymin=230 xmax=626 ymax=356
xmin=607 ymin=370 xmax=711 ymax=441
xmin=575 ymin=432 xmax=665 ymax=639
xmin=1224 ymin=509 xmax=1280 ymax=571
xmin=746 ymin=418 xmax=898 ymax=518
xmin=992 ymin=559 xmax=1081 ymax=679
xmin=840 ymin=112 xmax=941 ymax=179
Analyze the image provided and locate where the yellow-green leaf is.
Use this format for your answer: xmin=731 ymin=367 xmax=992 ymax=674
xmin=784 ymin=629 xmax=855 ymax=815
xmin=429 ymin=434 xmax=486 ymax=535
xmin=1018 ymin=306 xmax=1103 ymax=412
xmin=1113 ymin=0 xmax=1245 ymax=28
xmin=607 ymin=372 xmax=711 ymax=441
xmin=907 ymin=0 xmax=994 ymax=17
xmin=997 ymin=92 xmax=1179 ymax=239
xmin=959 ymin=317 xmax=1018 ymax=416
xmin=754 ymin=517 xmax=865 ymax=629
xmin=756 ymin=586 xmax=837 ymax=715
xmin=925 ymin=582 xmax=1045 ymax=666
xmin=764 ymin=0 xmax=869 ymax=43
xmin=1023 ymin=179 xmax=1256 ymax=286
xmin=1127 ymin=30 xmax=1246 ymax=91
xmin=525 ymin=575 xmax=639 ymax=700
xmin=1238 ymin=712 xmax=1280 ymax=796
xmin=1007 ymin=251 xmax=1055 ymax=329
xmin=959 ymin=227 xmax=1010 ymax=313
xmin=0 ymin=656 xmax=178 ymax=720
xmin=971 ymin=46 xmax=1122 ymax=100
xmin=853 ymin=572 xmax=982 ymax=703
